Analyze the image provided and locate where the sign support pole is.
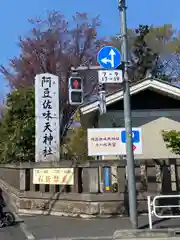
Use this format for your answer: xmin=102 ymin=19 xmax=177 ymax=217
xmin=118 ymin=0 xmax=138 ymax=228
xmin=98 ymin=84 xmax=107 ymax=193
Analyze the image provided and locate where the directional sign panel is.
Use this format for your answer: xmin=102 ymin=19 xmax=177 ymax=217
xmin=87 ymin=128 xmax=142 ymax=156
xmin=98 ymin=70 xmax=123 ymax=83
xmin=97 ymin=46 xmax=121 ymax=69
xmin=121 ymin=130 xmax=140 ymax=143
xmin=121 ymin=128 xmax=142 ymax=154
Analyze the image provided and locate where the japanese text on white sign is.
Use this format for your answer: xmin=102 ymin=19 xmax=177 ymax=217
xmin=87 ymin=128 xmax=142 ymax=156
xmin=33 ymin=168 xmax=74 ymax=185
xmin=88 ymin=128 xmax=122 ymax=156
xmin=98 ymin=70 xmax=123 ymax=83
xmin=35 ymin=73 xmax=60 ymax=162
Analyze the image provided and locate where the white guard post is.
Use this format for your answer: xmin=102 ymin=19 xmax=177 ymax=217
xmin=147 ymin=195 xmax=180 ymax=230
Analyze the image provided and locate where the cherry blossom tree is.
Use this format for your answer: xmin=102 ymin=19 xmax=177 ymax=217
xmin=0 ymin=11 xmax=104 ymax=143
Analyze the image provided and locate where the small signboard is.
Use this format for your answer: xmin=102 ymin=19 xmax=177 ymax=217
xmin=33 ymin=168 xmax=74 ymax=185
xmin=98 ymin=70 xmax=123 ymax=84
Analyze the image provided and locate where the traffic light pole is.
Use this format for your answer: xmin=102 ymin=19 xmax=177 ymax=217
xmin=98 ymin=83 xmax=107 ymax=193
xmin=118 ymin=0 xmax=138 ymax=229
xmin=70 ymin=66 xmax=106 ymax=193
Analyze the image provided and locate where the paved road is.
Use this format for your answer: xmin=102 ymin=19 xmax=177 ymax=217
xmin=22 ymin=215 xmax=180 ymax=239
xmin=1 ymin=208 xmax=180 ymax=239
xmin=2 ymin=213 xmax=180 ymax=240
xmin=19 ymin=215 xmax=127 ymax=239
xmin=0 ymin=214 xmax=144 ymax=240
xmin=0 ymin=224 xmax=27 ymax=240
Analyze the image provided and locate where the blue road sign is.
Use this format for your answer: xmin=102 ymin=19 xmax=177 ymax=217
xmin=97 ymin=46 xmax=121 ymax=69
xmin=121 ymin=130 xmax=140 ymax=143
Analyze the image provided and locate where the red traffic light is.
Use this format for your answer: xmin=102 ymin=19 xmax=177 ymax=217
xmin=70 ymin=77 xmax=82 ymax=89
xmin=69 ymin=76 xmax=83 ymax=105
xmin=73 ymin=79 xmax=79 ymax=88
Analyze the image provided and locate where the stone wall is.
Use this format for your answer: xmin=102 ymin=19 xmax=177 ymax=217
xmin=0 ymin=166 xmax=20 ymax=189
xmin=0 ymin=177 xmax=151 ymax=217
xmin=0 ymin=159 xmax=179 ymax=218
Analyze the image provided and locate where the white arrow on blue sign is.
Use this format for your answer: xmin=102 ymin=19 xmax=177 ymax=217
xmin=121 ymin=128 xmax=142 ymax=153
xmin=121 ymin=130 xmax=140 ymax=143
xmin=97 ymin=46 xmax=121 ymax=69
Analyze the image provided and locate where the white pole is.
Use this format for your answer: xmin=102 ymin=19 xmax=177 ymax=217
xmin=147 ymin=196 xmax=153 ymax=230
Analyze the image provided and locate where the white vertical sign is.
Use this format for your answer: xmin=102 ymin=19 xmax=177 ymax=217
xmin=35 ymin=73 xmax=60 ymax=162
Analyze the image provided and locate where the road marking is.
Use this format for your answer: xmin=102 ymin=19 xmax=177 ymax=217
xmin=13 ymin=211 xmax=35 ymax=240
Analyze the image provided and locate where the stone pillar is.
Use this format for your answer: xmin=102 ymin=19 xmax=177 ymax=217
xmin=169 ymin=159 xmax=177 ymax=192
xmin=30 ymin=168 xmax=39 ymax=192
xmin=111 ymin=166 xmax=117 ymax=192
xmin=48 ymin=184 xmax=56 ymax=193
xmin=117 ymin=166 xmax=126 ymax=193
xmin=19 ymin=169 xmax=27 ymax=191
xmin=88 ymin=168 xmax=99 ymax=193
xmin=155 ymin=163 xmax=162 ymax=194
xmin=140 ymin=164 xmax=147 ymax=191
xmin=111 ymin=166 xmax=117 ymax=184
xmin=72 ymin=167 xmax=80 ymax=193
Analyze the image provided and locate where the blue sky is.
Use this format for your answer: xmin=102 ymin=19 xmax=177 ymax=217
xmin=0 ymin=0 xmax=180 ymax=99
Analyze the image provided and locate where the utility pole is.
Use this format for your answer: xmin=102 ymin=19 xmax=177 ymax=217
xmin=118 ymin=0 xmax=138 ymax=228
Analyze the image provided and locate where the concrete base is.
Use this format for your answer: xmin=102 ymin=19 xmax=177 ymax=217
xmin=113 ymin=229 xmax=180 ymax=239
xmin=0 ymin=179 xmax=127 ymax=218
xmin=0 ymin=178 xmax=149 ymax=218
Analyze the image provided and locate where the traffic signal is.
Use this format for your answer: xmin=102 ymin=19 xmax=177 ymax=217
xmin=68 ymin=76 xmax=83 ymax=105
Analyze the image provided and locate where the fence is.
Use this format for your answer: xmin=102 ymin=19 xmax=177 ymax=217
xmin=148 ymin=195 xmax=180 ymax=229
xmin=0 ymin=158 xmax=179 ymax=194
xmin=0 ymin=158 xmax=179 ymax=216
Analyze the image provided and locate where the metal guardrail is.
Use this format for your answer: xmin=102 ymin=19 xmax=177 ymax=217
xmin=147 ymin=195 xmax=180 ymax=229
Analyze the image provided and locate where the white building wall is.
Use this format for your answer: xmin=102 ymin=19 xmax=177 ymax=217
xmin=99 ymin=109 xmax=180 ymax=159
